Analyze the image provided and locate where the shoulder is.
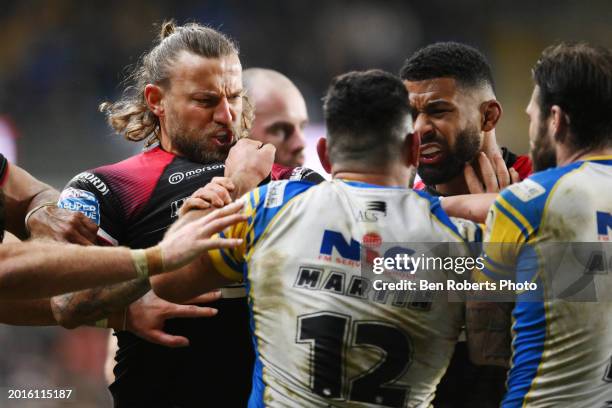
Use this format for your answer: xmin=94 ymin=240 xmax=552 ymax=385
xmin=251 ymin=180 xmax=319 ymax=211
xmin=496 ymin=162 xmax=583 ymax=231
xmin=271 ymin=164 xmax=326 ymax=184
xmin=414 ymin=189 xmax=480 ymax=242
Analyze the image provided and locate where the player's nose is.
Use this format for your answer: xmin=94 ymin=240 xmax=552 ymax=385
xmin=413 ymin=113 xmax=434 ymax=139
xmin=213 ymin=97 xmax=233 ymax=126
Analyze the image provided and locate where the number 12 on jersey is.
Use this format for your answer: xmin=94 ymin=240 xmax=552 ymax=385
xmin=296 ymin=311 xmax=413 ymax=407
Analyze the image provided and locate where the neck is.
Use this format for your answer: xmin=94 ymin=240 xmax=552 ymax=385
xmin=432 ymin=130 xmax=501 ymax=196
xmin=159 ymin=132 xmax=183 ymax=157
xmin=557 ymin=144 xmax=612 ymax=166
xmin=432 ymin=173 xmax=469 ymax=196
xmin=333 ymin=166 xmax=409 ymax=187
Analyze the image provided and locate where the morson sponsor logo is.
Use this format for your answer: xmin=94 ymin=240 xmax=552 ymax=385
xmin=597 ymin=211 xmax=612 ymax=241
xmin=168 ymin=164 xmax=225 ymax=185
xmin=169 ymin=172 xmax=185 ymax=184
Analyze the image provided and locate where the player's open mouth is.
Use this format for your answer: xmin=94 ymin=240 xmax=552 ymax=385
xmin=419 ymin=143 xmax=445 ymax=165
xmin=212 ymin=130 xmax=234 ymax=146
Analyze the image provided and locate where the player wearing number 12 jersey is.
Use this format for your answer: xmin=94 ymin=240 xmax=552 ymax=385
xmin=155 ymin=70 xmax=480 ymax=407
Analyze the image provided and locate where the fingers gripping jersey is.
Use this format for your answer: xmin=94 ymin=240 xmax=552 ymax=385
xmin=475 ymin=157 xmax=612 ymax=407
xmin=210 ymin=179 xmax=480 ymax=408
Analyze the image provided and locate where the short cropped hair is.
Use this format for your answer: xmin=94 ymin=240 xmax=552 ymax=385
xmin=399 ymin=41 xmax=495 ymax=91
xmin=323 ymin=70 xmax=411 ymax=167
xmin=533 ymin=42 xmax=612 ymax=150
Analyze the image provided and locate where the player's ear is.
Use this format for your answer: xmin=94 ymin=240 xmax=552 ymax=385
xmin=144 ymin=84 xmax=165 ymax=118
xmin=316 ymin=137 xmax=332 ymax=174
xmin=402 ymin=132 xmax=420 ymax=168
xmin=550 ymin=105 xmax=570 ymax=143
xmin=480 ymin=99 xmax=502 ymax=132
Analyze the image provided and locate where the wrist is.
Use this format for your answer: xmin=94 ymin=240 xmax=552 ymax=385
xmin=229 ymin=170 xmax=264 ymax=199
xmin=130 ymin=246 xmax=165 ymax=278
xmin=24 ymin=202 xmax=57 ymax=236
xmin=106 ymin=308 xmax=128 ymax=331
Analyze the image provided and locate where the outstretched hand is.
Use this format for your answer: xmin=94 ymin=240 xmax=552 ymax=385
xmin=126 ymin=290 xmax=222 ymax=347
xmin=160 ymin=200 xmax=246 ymax=272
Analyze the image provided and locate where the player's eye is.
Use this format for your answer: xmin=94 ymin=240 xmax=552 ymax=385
xmin=429 ymin=109 xmax=450 ymax=117
xmin=281 ymin=124 xmax=294 ymax=140
xmin=195 ymin=98 xmax=216 ymax=106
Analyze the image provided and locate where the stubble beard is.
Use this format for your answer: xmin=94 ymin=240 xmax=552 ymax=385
xmin=531 ymin=121 xmax=557 ymax=172
xmin=168 ymin=120 xmax=239 ymax=164
xmin=418 ymin=126 xmax=481 ymax=186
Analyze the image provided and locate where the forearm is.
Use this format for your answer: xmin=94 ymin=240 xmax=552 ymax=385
xmin=152 ymin=255 xmax=229 ymax=303
xmin=50 ymin=278 xmax=150 ymax=329
xmin=27 ymin=184 xmax=59 ymax=211
xmin=441 ymin=193 xmax=497 ymax=223
xmin=2 ymin=165 xmax=59 ymax=239
xmin=0 ymin=299 xmax=56 ymax=325
xmin=0 ymin=242 xmax=144 ymax=299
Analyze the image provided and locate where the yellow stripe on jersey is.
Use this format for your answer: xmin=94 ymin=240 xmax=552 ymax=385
xmin=496 ymin=196 xmax=535 ymax=238
xmin=209 ymin=247 xmax=243 ymax=282
xmin=209 ymin=191 xmax=261 ymax=282
xmin=475 ymin=195 xmax=532 ymax=283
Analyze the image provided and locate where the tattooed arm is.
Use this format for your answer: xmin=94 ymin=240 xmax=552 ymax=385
xmin=50 ymin=278 xmax=150 ymax=329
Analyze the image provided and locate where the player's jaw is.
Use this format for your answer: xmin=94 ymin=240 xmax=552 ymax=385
xmin=417 ymin=127 xmax=480 ymax=185
xmin=530 ymin=121 xmax=557 ymax=172
xmin=287 ymin=149 xmax=305 ymax=168
xmin=172 ymin=122 xmax=239 ymax=164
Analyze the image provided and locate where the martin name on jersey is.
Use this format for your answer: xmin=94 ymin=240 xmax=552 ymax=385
xmin=210 ymin=179 xmax=481 ymax=408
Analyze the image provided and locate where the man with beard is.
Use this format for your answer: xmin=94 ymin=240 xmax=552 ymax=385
xmin=476 ymin=42 xmax=612 ymax=407
xmin=153 ymin=69 xmax=481 ymax=408
xmin=400 ymin=42 xmax=532 ymax=195
xmin=399 ymin=42 xmax=532 ymax=407
xmin=51 ymin=22 xmax=274 ymax=407
xmin=179 ymin=68 xmax=324 ymax=214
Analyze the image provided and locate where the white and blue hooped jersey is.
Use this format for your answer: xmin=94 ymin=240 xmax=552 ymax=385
xmin=210 ymin=179 xmax=479 ymax=408
xmin=475 ymin=156 xmax=612 ymax=407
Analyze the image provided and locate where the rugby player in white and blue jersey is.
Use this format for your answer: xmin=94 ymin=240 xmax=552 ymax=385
xmin=474 ymin=43 xmax=612 ymax=407
xmin=153 ymin=70 xmax=481 ymax=407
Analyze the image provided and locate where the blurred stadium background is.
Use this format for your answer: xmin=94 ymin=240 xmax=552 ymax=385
xmin=1 ymin=0 xmax=611 ymax=406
